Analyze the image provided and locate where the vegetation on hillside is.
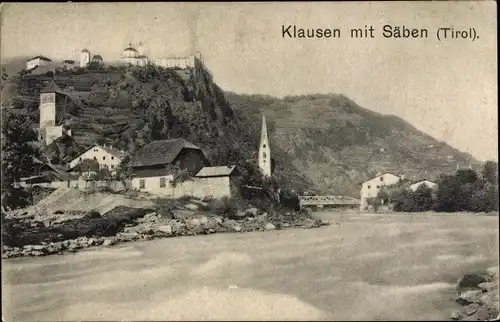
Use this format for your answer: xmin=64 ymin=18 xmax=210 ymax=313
xmin=224 ymin=92 xmax=482 ymax=196
xmin=5 ymin=65 xmax=312 ymax=198
xmin=1 ymin=111 xmax=39 ymax=210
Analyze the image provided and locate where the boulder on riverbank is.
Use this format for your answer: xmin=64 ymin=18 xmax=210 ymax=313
xmin=1 ymin=203 xmax=329 ymax=259
xmin=451 ymin=268 xmax=499 ymax=321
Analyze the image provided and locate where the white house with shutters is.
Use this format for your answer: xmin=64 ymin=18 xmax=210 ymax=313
xmin=67 ymin=144 xmax=125 ymax=172
xmin=359 ymin=172 xmax=403 ymax=210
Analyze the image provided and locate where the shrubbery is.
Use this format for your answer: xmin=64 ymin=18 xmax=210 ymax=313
xmin=377 ymin=162 xmax=498 ymax=213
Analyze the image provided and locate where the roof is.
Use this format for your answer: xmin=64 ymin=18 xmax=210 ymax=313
xmin=124 ymin=47 xmax=138 ymax=52
xmin=196 ymin=166 xmax=238 ymax=178
xmin=81 ymin=49 xmax=90 ymax=53
xmin=410 ymin=179 xmax=437 ymax=185
xmin=27 ymin=55 xmax=52 ymax=62
xmin=40 ymin=80 xmax=64 ymax=94
xmin=92 ymin=55 xmax=103 ymax=61
xmin=359 ymin=172 xmax=401 ymax=185
xmin=63 ymin=60 xmax=75 ymax=64
xmin=69 ymin=144 xmax=124 ymax=165
xmin=130 ymin=138 xmax=202 ymax=168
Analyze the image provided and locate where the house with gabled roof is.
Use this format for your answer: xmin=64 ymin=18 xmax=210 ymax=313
xmin=67 ymin=143 xmax=126 ymax=173
xmin=409 ymin=179 xmax=437 ymax=192
xmin=359 ymin=172 xmax=404 ymax=211
xmin=129 ymin=138 xmax=241 ymax=199
xmin=129 ymin=138 xmax=211 ymax=193
xmin=26 ymin=55 xmax=52 ymax=70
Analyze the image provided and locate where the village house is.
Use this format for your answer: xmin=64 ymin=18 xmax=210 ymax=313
xmin=129 ymin=138 xmax=210 ymax=193
xmin=67 ymin=144 xmax=126 ymax=172
xmin=410 ymin=179 xmax=437 ymax=192
xmin=19 ymin=157 xmax=72 ymax=188
xmin=26 ymin=55 xmax=52 ymax=70
xmin=194 ymin=165 xmax=242 ymax=199
xmin=92 ymin=55 xmax=104 ymax=64
xmin=359 ymin=172 xmax=403 ymax=210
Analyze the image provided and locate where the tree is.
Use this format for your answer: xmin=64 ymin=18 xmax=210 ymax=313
xmin=482 ymin=161 xmax=498 ymax=186
xmin=1 ymin=111 xmax=38 ymax=210
xmin=412 ymin=184 xmax=434 ymax=212
xmin=435 ymin=174 xmax=462 ymax=212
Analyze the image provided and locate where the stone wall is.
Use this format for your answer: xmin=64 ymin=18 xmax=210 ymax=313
xmin=22 ymin=175 xmax=233 ymax=200
xmin=131 ymin=175 xmax=233 ymax=199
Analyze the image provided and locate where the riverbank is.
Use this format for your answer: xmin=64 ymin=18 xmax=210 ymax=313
xmin=2 ymin=199 xmax=330 ymax=258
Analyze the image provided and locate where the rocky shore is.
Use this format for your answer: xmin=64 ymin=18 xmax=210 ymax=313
xmin=452 ymin=267 xmax=499 ymax=321
xmin=2 ymin=202 xmax=331 ymax=259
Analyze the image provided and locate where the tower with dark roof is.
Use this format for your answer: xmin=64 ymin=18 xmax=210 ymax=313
xmin=38 ymin=80 xmax=68 ymax=145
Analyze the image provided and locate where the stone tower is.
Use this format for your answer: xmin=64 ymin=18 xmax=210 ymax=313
xmin=39 ymin=80 xmax=66 ymax=145
xmin=258 ymin=113 xmax=272 ymax=177
xmin=80 ymin=49 xmax=90 ymax=68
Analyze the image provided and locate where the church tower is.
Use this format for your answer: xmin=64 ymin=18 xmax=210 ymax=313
xmin=258 ymin=114 xmax=272 ymax=177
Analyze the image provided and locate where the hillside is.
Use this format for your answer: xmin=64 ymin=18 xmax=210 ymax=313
xmin=225 ymin=93 xmax=481 ymax=196
xmin=4 ymin=63 xmax=312 ymax=191
xmin=4 ymin=62 xmax=481 ymax=196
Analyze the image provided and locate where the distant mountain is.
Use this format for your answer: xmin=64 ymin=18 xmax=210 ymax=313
xmin=225 ymin=92 xmax=482 ymax=196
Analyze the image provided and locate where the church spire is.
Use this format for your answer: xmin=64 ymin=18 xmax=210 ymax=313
xmin=258 ymin=113 xmax=272 ymax=177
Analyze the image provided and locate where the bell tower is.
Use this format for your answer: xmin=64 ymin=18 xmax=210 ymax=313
xmin=258 ymin=113 xmax=272 ymax=177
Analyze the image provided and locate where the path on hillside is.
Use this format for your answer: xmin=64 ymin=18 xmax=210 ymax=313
xmin=3 ymin=212 xmax=498 ymax=321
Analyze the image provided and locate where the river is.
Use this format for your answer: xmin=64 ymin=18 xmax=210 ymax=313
xmin=2 ymin=212 xmax=498 ymax=321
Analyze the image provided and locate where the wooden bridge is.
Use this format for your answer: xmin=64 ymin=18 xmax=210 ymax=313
xmin=298 ymin=195 xmax=360 ymax=208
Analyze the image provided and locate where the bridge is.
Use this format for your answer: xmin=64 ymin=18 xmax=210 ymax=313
xmin=298 ymin=195 xmax=360 ymax=208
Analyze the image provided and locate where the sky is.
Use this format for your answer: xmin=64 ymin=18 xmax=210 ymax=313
xmin=0 ymin=2 xmax=497 ymax=161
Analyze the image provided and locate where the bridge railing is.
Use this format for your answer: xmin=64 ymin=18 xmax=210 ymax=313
xmin=298 ymin=195 xmax=360 ymax=206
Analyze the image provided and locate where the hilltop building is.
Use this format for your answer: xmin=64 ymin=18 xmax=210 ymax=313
xmin=80 ymin=49 xmax=91 ymax=68
xmin=258 ymin=114 xmax=272 ymax=177
xmin=38 ymin=80 xmax=71 ymax=145
xmin=63 ymin=60 xmax=75 ymax=69
xmin=154 ymin=51 xmax=203 ymax=69
xmin=26 ymin=56 xmax=52 ymax=70
xmin=122 ymin=42 xmax=149 ymax=67
xmin=92 ymin=55 xmax=103 ymax=64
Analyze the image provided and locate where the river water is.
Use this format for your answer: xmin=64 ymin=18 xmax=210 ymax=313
xmin=2 ymin=212 xmax=498 ymax=321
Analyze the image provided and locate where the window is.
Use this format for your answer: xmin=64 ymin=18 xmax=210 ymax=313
xmin=80 ymin=157 xmax=82 ymax=161
xmin=368 ymin=185 xmax=371 ymax=189
xmin=376 ymin=185 xmax=380 ymax=188
xmin=111 ymin=165 xmax=115 ymax=169
xmin=93 ymin=156 xmax=97 ymax=160
xmin=160 ymin=177 xmax=166 ymax=188
xmin=139 ymin=179 xmax=145 ymax=189
xmin=94 ymin=149 xmax=98 ymax=152
xmin=103 ymin=156 xmax=106 ymax=160
xmin=263 ymin=144 xmax=266 ymax=148
xmin=111 ymin=156 xmax=114 ymax=160
xmin=380 ymin=177 xmax=384 ymax=182
xmin=263 ymin=152 xmax=266 ymax=158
